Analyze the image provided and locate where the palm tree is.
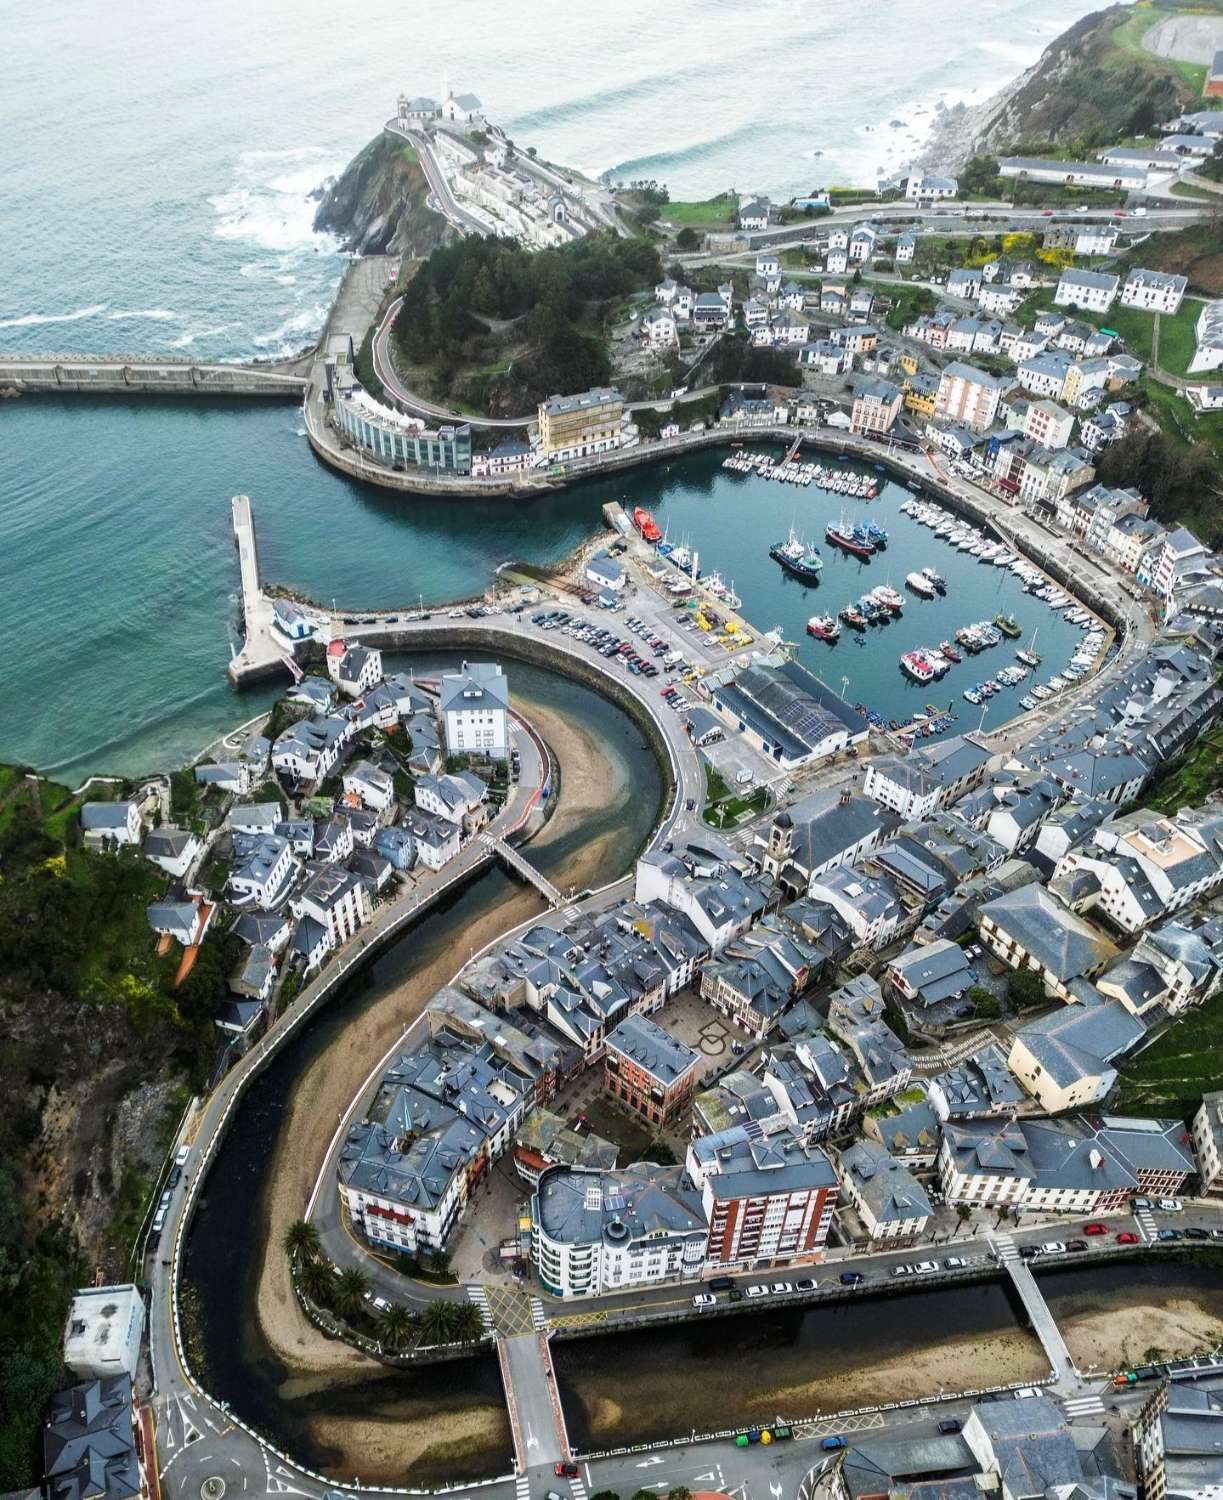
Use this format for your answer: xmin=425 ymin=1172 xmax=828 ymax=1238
xmin=378 ymin=1302 xmax=418 ymax=1353
xmin=418 ymin=1298 xmax=458 ymax=1346
xmin=450 ymin=1302 xmax=487 ymax=1345
xmin=283 ymin=1219 xmax=320 ymax=1263
xmin=298 ymin=1256 xmax=333 ymax=1308
xmin=334 ymin=1266 xmax=371 ymax=1321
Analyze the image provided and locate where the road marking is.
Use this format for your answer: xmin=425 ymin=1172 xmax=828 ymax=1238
xmin=636 ymin=1457 xmax=665 ymax=1468
xmin=525 ymin=1423 xmax=539 ymax=1451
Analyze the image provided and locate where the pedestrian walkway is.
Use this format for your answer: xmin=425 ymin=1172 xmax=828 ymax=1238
xmin=467 ymin=1284 xmax=496 ymax=1334
xmin=531 ymin=1296 xmax=549 ymax=1331
xmin=481 ymin=833 xmax=565 ymax=907
xmin=1134 ymin=1204 xmax=1158 ymax=1242
xmin=498 ymin=1332 xmax=570 ymax=1469
xmin=991 ymin=1233 xmax=1019 ymax=1263
xmin=1063 ymin=1391 xmax=1107 ymax=1419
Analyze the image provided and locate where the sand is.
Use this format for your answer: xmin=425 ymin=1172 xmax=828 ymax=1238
xmin=1059 ymin=1296 xmax=1223 ymax=1373
xmin=310 ymin=1406 xmax=511 ymax=1485
xmin=252 ymin=693 xmax=634 ymax=1383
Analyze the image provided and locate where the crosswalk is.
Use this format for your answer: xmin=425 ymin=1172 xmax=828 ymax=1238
xmin=1063 ymin=1391 xmax=1107 ymax=1419
xmin=569 ymin=1476 xmax=589 ymax=1500
xmin=466 ymin=1284 xmax=496 ymax=1333
xmin=515 ymin=1475 xmax=532 ymax=1500
xmin=563 ymin=905 xmax=581 ymax=923
xmin=531 ymin=1296 xmax=549 ymax=1331
xmin=991 ymin=1233 xmax=1019 ymax=1264
xmin=1134 ymin=1205 xmax=1158 ymax=1242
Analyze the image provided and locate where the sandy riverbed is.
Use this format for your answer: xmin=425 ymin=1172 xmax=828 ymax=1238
xmin=310 ymin=1405 xmax=511 ymax=1484
xmin=252 ymin=691 xmax=639 ymax=1380
xmin=1058 ymin=1295 xmax=1223 ymax=1373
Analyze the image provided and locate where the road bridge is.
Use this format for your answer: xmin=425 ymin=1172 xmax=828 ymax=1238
xmin=0 ymin=355 xmax=306 ymax=397
xmin=497 ymin=1332 xmax=570 ymax=1472
xmin=483 ymin=833 xmax=564 ymax=906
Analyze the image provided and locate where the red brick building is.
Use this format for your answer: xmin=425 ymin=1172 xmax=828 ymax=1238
xmin=603 ymin=1013 xmax=700 ymax=1128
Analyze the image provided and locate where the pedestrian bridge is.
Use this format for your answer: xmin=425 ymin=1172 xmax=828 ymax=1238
xmin=481 ymin=835 xmax=564 ymax=908
xmin=0 ymin=356 xmax=306 ymax=397
xmin=1004 ymin=1257 xmax=1076 ymax=1378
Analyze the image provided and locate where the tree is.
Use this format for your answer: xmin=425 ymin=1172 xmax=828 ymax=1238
xmin=450 ymin=1302 xmax=487 ymax=1344
xmin=676 ymin=227 xmax=699 ymax=250
xmin=1007 ymin=968 xmax=1047 ymax=1011
xmin=954 ymin=1203 xmax=973 ymax=1237
xmin=960 ymin=156 xmax=1000 ymax=197
xmin=298 ymin=1256 xmax=333 ymax=1307
xmin=378 ymin=1302 xmax=418 ymax=1353
xmin=668 ymin=1488 xmax=693 ymax=1500
xmin=282 ymin=1219 xmax=320 ymax=1263
xmin=589 ymin=1492 xmax=620 ymax=1500
xmin=418 ymin=1298 xmax=458 ymax=1345
xmin=333 ymin=1266 xmax=370 ymax=1321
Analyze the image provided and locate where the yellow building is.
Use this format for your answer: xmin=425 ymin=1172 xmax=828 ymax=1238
xmin=537 ymin=387 xmax=625 ymax=461
xmin=897 ymin=351 xmax=919 ymax=377
xmin=902 ymin=373 xmax=938 ymax=417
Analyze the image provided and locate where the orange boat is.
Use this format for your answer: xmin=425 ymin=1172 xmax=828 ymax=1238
xmin=633 ymin=506 xmax=662 ymax=543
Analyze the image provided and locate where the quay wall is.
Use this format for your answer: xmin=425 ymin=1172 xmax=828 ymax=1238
xmin=294 ymin=625 xmax=679 ymax=820
xmin=0 ymin=359 xmax=305 ymax=397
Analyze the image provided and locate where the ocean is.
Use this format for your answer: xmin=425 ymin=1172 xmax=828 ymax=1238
xmin=0 ymin=0 xmax=1105 ymax=776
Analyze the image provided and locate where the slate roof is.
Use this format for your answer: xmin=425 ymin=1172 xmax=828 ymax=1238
xmin=981 ymin=883 xmax=1119 ymax=980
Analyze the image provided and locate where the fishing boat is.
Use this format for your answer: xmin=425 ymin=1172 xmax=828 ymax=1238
xmin=900 ymin=649 xmax=939 ymax=683
xmin=864 ymin=521 xmax=889 ymax=548
xmin=921 ymin=567 xmax=947 ymax=594
xmin=906 ymin=570 xmax=936 ymax=598
xmin=633 ymin=506 xmax=661 ymax=543
xmin=826 ymin=522 xmax=875 ymax=559
xmin=964 ymin=687 xmax=983 ymax=705
xmin=839 ymin=604 xmax=867 ymax=630
xmin=769 ymin=529 xmax=824 ymax=582
xmin=871 ymin=584 xmax=904 ymax=615
xmin=1016 ymin=649 xmax=1041 ymax=667
xmin=938 ymin=640 xmax=961 ymax=664
xmin=857 ymin=595 xmax=885 ymax=624
xmin=994 ymin=613 xmax=1022 ymax=639
xmin=807 ymin=614 xmax=840 ymax=641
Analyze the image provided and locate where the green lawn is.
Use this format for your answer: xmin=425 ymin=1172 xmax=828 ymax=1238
xmin=664 ymin=196 xmax=737 ymax=226
xmin=1117 ymin=985 xmax=1223 ymax=1120
xmin=1170 ymin=181 xmax=1219 ymax=200
xmin=1139 ymin=726 xmax=1223 ymax=812
xmin=1108 ymin=1 xmax=1210 ymax=93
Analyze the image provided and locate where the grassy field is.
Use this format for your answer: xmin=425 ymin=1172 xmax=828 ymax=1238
xmin=664 ymin=196 xmax=737 ymax=226
xmin=1108 ymin=0 xmax=1211 ymax=93
xmin=1117 ymin=987 xmax=1223 ymax=1120
xmin=1170 ymin=180 xmax=1220 ymax=200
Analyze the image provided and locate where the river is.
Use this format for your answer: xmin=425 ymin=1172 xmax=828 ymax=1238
xmin=182 ymin=655 xmax=664 ymax=1485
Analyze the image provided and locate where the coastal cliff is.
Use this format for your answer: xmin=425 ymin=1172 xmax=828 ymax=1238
xmin=921 ymin=4 xmax=1196 ymax=169
xmin=313 ymin=132 xmax=452 ymax=257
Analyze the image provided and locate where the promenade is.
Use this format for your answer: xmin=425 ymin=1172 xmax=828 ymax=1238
xmin=0 ymin=354 xmax=306 ymax=396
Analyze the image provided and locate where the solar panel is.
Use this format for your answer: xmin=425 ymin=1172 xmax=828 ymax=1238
xmin=604 ymin=1192 xmax=625 ymax=1212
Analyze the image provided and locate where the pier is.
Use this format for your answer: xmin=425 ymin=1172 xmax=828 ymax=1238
xmin=482 ymin=833 xmax=565 ymax=908
xmin=227 ymin=496 xmax=301 ymax=686
xmin=0 ymin=356 xmax=306 ymax=397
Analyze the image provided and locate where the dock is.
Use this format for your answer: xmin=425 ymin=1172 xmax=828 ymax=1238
xmin=227 ymin=496 xmax=300 ymax=687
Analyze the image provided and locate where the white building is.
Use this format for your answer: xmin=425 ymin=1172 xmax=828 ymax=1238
xmin=62 ymin=1284 xmax=145 ymax=1380
xmin=1190 ymin=300 xmax=1223 ymax=373
xmin=1054 ymin=268 xmax=1119 ymax=315
xmin=903 ymin=172 xmax=957 ymax=201
xmin=343 ymin=760 xmax=396 ymax=815
xmin=1121 ymin=268 xmax=1188 ymax=316
xmin=326 ymin=640 xmax=383 ymax=697
xmin=80 ymin=801 xmax=142 ymax=848
xmin=292 ymin=866 xmax=372 ymax=948
xmin=440 ymin=660 xmax=510 ymax=758
xmin=1023 ymin=398 xmax=1074 ymax=450
xmin=934 ymin=362 xmax=1001 ymax=432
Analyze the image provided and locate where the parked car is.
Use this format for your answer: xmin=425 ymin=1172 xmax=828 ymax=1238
xmin=840 ymin=1271 xmax=865 ymax=1286
xmin=554 ymin=1464 xmax=579 ymax=1479
xmin=1132 ymin=1196 xmax=1152 ymax=1210
xmin=1084 ymin=1222 xmax=1108 ymax=1235
xmin=1184 ymin=1227 xmax=1208 ymax=1240
xmin=771 ymin=1281 xmax=794 ymax=1295
xmin=1116 ymin=1230 xmax=1140 ymax=1244
xmin=1066 ymin=1240 xmax=1088 ymax=1253
xmin=943 ymin=1256 xmax=966 ymax=1270
xmin=1157 ymin=1198 xmax=1184 ymax=1213
xmin=938 ymin=1419 xmax=962 ymax=1435
xmin=1158 ymin=1228 xmax=1184 ymax=1242
xmin=708 ymin=1275 xmax=736 ymax=1292
xmin=692 ymin=1293 xmax=716 ymax=1309
xmin=174 ymin=1145 xmax=190 ymax=1168
xmin=746 ymin=1284 xmax=770 ymax=1298
xmin=794 ymin=1278 xmax=817 ymax=1293
xmin=821 ymin=1436 xmax=847 ymax=1451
